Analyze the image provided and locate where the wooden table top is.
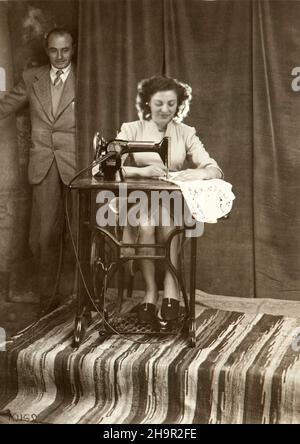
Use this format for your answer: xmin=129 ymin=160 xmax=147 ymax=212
xmin=69 ymin=176 xmax=181 ymax=191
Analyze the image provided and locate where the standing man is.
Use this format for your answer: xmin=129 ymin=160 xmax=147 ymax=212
xmin=0 ymin=28 xmax=77 ymax=314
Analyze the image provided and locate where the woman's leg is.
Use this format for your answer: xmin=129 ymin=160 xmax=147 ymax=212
xmin=156 ymin=223 xmax=181 ymax=302
xmin=138 ymin=224 xmax=158 ymax=305
xmin=124 ymin=204 xmax=157 ymax=306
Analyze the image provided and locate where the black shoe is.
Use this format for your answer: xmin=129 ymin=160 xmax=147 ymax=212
xmin=138 ymin=303 xmax=157 ymax=324
xmin=160 ymin=298 xmax=180 ymax=321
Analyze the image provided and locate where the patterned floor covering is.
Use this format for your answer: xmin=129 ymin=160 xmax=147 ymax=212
xmin=1 ymin=292 xmax=300 ymax=424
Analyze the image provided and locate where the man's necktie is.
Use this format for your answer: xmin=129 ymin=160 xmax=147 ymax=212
xmin=53 ymin=69 xmax=63 ymax=88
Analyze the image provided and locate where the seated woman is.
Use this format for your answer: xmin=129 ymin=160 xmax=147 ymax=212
xmin=118 ymin=75 xmax=222 ymax=324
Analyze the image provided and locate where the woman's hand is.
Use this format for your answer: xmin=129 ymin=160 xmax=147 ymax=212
xmin=123 ymin=165 xmax=167 ymax=178
xmin=133 ymin=165 xmax=166 ymax=178
xmin=173 ymin=167 xmax=221 ymax=181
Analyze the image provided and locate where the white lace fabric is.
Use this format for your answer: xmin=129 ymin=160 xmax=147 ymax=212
xmin=161 ymin=175 xmax=235 ymax=223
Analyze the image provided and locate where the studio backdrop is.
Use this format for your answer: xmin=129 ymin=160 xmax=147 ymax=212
xmin=2 ymin=0 xmax=299 ymax=302
xmin=77 ymin=0 xmax=300 ymax=301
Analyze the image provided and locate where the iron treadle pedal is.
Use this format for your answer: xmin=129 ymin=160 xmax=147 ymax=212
xmin=100 ymin=306 xmax=186 ymax=336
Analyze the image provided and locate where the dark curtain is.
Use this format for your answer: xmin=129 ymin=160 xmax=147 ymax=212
xmin=77 ymin=0 xmax=165 ymax=168
xmin=252 ymin=1 xmax=300 ymax=300
xmin=77 ymin=0 xmax=300 ymax=300
xmin=162 ymin=0 xmax=254 ymax=298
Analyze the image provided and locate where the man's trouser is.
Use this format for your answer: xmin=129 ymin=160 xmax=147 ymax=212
xmin=29 ymin=160 xmax=77 ymax=306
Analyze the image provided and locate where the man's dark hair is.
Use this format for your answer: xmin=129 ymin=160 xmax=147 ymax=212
xmin=45 ymin=27 xmax=74 ymax=47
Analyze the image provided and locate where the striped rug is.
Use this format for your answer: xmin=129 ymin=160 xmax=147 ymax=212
xmin=1 ymin=294 xmax=300 ymax=424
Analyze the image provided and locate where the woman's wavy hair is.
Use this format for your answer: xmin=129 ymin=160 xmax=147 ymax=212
xmin=136 ymin=76 xmax=192 ymax=122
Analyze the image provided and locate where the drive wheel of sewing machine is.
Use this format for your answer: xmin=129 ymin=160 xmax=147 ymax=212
xmin=90 ymin=228 xmax=128 ymax=322
xmin=90 ymin=231 xmax=115 ymax=327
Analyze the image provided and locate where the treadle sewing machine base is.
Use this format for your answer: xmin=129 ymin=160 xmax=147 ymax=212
xmin=70 ymin=178 xmax=200 ymax=349
xmin=97 ymin=307 xmax=187 ymax=337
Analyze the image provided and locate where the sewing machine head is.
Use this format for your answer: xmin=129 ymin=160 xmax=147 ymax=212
xmin=93 ymin=133 xmax=170 ymax=181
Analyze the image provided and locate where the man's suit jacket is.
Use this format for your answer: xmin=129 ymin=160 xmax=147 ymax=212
xmin=0 ymin=64 xmax=76 ymax=185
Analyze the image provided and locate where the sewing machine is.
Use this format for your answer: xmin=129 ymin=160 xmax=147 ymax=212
xmin=68 ymin=132 xmax=196 ymax=346
xmin=93 ymin=132 xmax=170 ymax=181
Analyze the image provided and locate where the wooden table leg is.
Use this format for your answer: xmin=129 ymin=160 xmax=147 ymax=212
xmin=73 ymin=189 xmax=91 ymax=348
xmin=189 ymin=236 xmax=197 ymax=347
